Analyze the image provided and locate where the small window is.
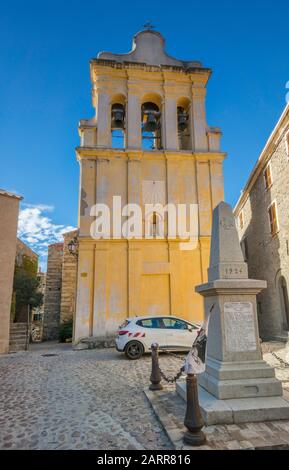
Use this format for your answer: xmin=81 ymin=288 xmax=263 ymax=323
xmin=264 ymin=163 xmax=273 ymax=190
xmin=239 ymin=211 xmax=244 ymax=230
xmin=148 ymin=211 xmax=163 ymax=237
xmin=161 ymin=318 xmax=189 ymax=330
xmin=136 ymin=318 xmax=159 ymax=328
xmin=268 ymin=201 xmax=278 ymax=235
xmin=33 ymin=313 xmax=42 ymax=322
xmin=241 ymin=237 xmax=249 ymax=261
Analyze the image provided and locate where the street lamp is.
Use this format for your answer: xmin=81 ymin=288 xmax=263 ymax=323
xmin=67 ymin=237 xmax=78 ymax=257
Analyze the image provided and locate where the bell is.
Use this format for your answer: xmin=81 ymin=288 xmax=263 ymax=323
xmin=178 ymin=110 xmax=188 ymax=132
xmin=111 ymin=105 xmax=124 ymax=129
xmin=143 ymin=111 xmax=160 ymax=132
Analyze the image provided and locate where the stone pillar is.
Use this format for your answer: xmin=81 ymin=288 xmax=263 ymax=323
xmin=0 ymin=190 xmax=22 ymax=353
xmin=207 ymin=127 xmax=222 ymax=152
xmin=196 ymin=157 xmax=212 ymax=237
xmin=96 ymin=89 xmax=111 ymax=148
xmin=209 ymin=158 xmax=224 ymax=210
xmin=127 ymin=85 xmax=141 ymax=149
xmin=163 ymin=89 xmax=178 ymax=151
xmin=192 ymin=87 xmax=208 ymax=152
xmin=74 ymin=242 xmax=94 ymax=341
xmin=92 ymin=242 xmax=108 ymax=337
xmin=78 ymin=158 xmax=96 ymax=236
xmin=127 ymin=154 xmax=142 ymax=317
xmin=128 ymin=241 xmax=142 ymax=317
xmin=43 ymin=243 xmax=63 ymax=340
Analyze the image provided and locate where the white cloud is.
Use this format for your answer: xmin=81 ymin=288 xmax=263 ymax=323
xmin=18 ymin=204 xmax=76 ymax=272
xmin=22 ymin=203 xmax=55 ymax=212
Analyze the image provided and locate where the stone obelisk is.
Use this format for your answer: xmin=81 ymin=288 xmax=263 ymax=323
xmin=177 ymin=201 xmax=289 ymax=424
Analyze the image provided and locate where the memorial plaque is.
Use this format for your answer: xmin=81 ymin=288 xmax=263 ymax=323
xmin=224 ymin=301 xmax=257 ymax=352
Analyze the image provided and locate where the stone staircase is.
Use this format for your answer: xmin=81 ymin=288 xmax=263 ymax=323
xmin=9 ymin=323 xmax=28 ymax=352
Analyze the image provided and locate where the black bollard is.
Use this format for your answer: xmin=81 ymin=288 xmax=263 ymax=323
xmin=149 ymin=343 xmax=163 ymax=391
xmin=183 ymin=373 xmax=206 ymax=446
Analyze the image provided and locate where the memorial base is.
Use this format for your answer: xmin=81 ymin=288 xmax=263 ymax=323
xmin=198 ymin=357 xmax=283 ymax=399
xmin=177 ymin=379 xmax=289 ymax=425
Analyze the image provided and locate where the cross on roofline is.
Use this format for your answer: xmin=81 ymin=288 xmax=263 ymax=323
xmin=143 ymin=21 xmax=155 ymax=30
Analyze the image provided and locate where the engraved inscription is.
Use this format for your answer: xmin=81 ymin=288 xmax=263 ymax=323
xmin=224 ymin=302 xmax=257 ymax=352
xmin=219 ymin=217 xmax=234 ymax=230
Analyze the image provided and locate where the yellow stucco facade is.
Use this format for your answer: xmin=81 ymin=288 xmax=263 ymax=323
xmin=74 ymin=29 xmax=226 ymax=341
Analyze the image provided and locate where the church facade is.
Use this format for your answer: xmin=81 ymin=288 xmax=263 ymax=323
xmin=74 ymin=29 xmax=225 ymax=341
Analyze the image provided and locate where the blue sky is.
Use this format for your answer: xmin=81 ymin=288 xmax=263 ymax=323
xmin=1 ymin=0 xmax=289 ymax=269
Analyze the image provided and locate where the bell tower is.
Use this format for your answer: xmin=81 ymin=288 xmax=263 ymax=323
xmin=74 ymin=29 xmax=226 ymax=341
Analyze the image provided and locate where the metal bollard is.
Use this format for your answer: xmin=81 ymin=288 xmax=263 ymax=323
xmin=149 ymin=343 xmax=163 ymax=391
xmin=183 ymin=373 xmax=206 ymax=446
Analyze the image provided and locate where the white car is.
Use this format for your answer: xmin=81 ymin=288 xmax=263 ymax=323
xmin=115 ymin=315 xmax=201 ymax=360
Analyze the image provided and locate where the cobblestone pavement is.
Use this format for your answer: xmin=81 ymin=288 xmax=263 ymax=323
xmin=0 ymin=342 xmax=184 ymax=450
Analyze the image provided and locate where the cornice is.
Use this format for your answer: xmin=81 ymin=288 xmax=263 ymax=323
xmin=76 ymin=147 xmax=227 ymax=162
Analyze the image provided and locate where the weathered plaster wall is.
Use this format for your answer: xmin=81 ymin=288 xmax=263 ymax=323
xmin=0 ymin=190 xmax=21 ymax=353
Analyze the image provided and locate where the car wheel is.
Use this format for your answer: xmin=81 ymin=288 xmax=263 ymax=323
xmin=125 ymin=341 xmax=144 ymax=360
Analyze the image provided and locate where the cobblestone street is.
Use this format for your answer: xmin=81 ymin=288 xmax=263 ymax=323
xmin=0 ymin=342 xmax=183 ymax=450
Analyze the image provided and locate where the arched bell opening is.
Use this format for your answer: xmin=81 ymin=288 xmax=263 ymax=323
xmin=111 ymin=96 xmax=126 ymax=149
xmin=141 ymin=100 xmax=162 ymax=150
xmin=177 ymin=97 xmax=191 ymax=150
xmin=145 ymin=210 xmax=164 ymax=238
xmin=278 ymin=275 xmax=289 ymax=332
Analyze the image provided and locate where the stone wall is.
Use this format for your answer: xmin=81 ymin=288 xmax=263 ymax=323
xmin=235 ymin=105 xmax=289 ymax=340
xmin=14 ymin=238 xmax=39 ymax=323
xmin=16 ymin=238 xmax=38 ymax=269
xmin=60 ymin=230 xmax=78 ymax=325
xmin=42 ymin=243 xmax=63 ymax=340
xmin=0 ymin=190 xmax=22 ymax=353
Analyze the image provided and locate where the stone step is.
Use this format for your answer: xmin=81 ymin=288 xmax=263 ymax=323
xmin=9 ymin=339 xmax=27 ymax=346
xmin=176 ymin=379 xmax=289 ymax=425
xmin=145 ymin=387 xmax=289 ymax=450
xmin=10 ymin=323 xmax=28 ymax=330
xmin=10 ymin=333 xmax=27 ymax=340
xmin=9 ymin=344 xmax=27 ymax=352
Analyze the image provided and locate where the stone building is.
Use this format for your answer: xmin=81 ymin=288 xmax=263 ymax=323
xmin=234 ymin=102 xmax=289 ymax=341
xmin=34 ymin=270 xmax=46 ymax=321
xmin=42 ymin=243 xmax=63 ymax=340
xmin=0 ymin=189 xmax=22 ymax=353
xmin=14 ymin=238 xmax=39 ymax=322
xmin=60 ymin=229 xmax=78 ymax=327
xmin=74 ymin=28 xmax=226 ymax=341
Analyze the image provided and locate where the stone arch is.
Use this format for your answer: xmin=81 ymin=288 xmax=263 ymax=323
xmin=275 ymin=270 xmax=289 ymax=332
xmin=110 ymin=93 xmax=126 ymax=148
xmin=141 ymin=93 xmax=162 ymax=150
xmin=177 ymin=97 xmax=191 ymax=150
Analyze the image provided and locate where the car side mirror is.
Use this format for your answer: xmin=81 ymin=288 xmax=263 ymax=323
xmin=188 ymin=325 xmax=193 ymax=332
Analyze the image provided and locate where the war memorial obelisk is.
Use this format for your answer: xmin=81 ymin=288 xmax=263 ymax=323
xmin=177 ymin=202 xmax=289 ymax=424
